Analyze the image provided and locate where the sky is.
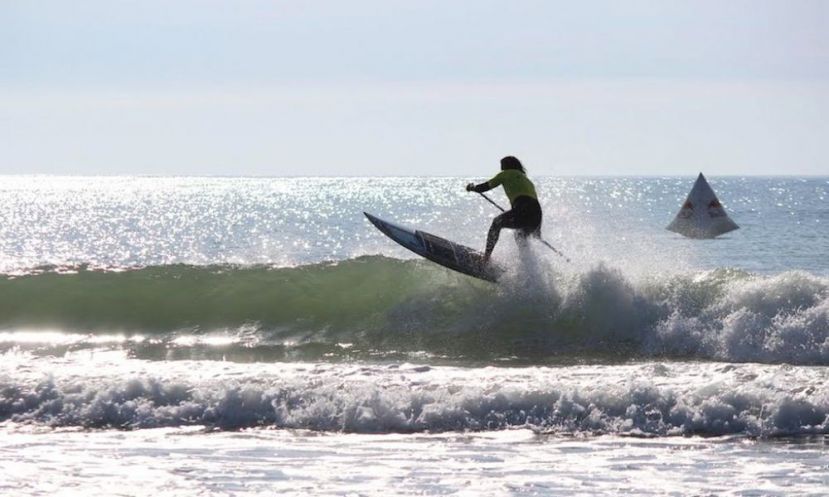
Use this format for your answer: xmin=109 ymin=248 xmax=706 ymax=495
xmin=1 ymin=0 xmax=827 ymax=176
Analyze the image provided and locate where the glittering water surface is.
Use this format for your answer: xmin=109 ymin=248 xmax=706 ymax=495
xmin=1 ymin=176 xmax=827 ymax=496
xmin=1 ymin=176 xmax=826 ymax=273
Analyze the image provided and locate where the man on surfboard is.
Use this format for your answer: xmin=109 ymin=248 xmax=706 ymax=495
xmin=466 ymin=156 xmax=542 ymax=264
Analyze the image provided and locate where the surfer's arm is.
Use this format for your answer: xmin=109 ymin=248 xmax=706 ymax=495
xmin=466 ymin=173 xmax=504 ymax=193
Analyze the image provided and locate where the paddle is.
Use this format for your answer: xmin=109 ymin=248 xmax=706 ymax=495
xmin=475 ymin=191 xmax=571 ymax=263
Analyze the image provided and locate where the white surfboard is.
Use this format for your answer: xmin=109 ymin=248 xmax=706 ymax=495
xmin=667 ymin=173 xmax=739 ymax=238
xmin=364 ymin=212 xmax=504 ymax=282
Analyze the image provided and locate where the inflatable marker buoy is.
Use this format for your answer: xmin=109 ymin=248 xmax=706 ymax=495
xmin=667 ymin=173 xmax=739 ymax=239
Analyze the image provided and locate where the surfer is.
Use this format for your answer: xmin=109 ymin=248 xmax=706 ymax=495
xmin=466 ymin=156 xmax=542 ymax=263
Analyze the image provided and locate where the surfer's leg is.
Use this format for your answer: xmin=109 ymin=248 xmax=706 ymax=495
xmin=484 ymin=216 xmax=504 ymax=260
xmin=485 ymin=211 xmax=519 ymax=260
xmin=513 ymin=197 xmax=542 ymax=245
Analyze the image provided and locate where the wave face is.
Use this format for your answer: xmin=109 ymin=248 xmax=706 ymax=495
xmin=1 ymin=256 xmax=828 ymax=365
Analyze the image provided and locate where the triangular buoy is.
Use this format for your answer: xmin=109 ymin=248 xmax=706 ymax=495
xmin=666 ymin=173 xmax=739 ymax=238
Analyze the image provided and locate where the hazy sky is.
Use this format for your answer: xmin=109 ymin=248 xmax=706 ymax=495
xmin=2 ymin=0 xmax=827 ymax=176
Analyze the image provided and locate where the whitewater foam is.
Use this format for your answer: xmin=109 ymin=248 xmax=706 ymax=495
xmin=1 ymin=353 xmax=827 ymax=436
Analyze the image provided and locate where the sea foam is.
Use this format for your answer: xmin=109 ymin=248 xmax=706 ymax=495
xmin=1 ymin=357 xmax=827 ymax=435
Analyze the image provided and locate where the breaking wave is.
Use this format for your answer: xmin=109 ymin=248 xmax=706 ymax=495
xmin=1 ymin=256 xmax=827 ymax=365
xmin=1 ymin=362 xmax=827 ymax=436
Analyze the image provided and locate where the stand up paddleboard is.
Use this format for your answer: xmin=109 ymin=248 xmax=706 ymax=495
xmin=364 ymin=212 xmax=504 ymax=282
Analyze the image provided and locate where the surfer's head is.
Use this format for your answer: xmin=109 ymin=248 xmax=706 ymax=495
xmin=500 ymin=156 xmax=525 ymax=173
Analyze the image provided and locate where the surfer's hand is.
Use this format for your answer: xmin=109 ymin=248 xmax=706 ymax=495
xmin=466 ymin=183 xmax=475 ymax=192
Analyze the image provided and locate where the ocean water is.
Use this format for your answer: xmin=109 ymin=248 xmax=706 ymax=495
xmin=1 ymin=175 xmax=827 ymax=496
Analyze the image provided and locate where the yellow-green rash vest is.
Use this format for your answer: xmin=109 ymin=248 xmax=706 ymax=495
xmin=487 ymin=169 xmax=538 ymax=205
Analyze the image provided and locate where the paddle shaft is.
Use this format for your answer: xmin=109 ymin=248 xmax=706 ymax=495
xmin=476 ymin=192 xmax=571 ymax=262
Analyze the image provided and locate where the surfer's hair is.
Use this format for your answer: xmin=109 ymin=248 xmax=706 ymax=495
xmin=500 ymin=156 xmax=525 ymax=173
